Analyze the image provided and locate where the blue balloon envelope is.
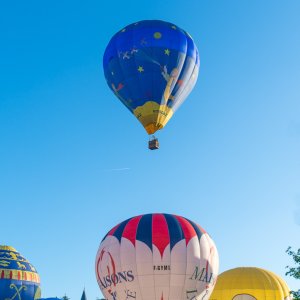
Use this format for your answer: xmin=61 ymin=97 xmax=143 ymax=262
xmin=0 ymin=246 xmax=41 ymax=300
xmin=103 ymin=20 xmax=200 ymax=135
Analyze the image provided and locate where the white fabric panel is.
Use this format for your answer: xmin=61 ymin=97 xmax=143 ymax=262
xmin=135 ymin=240 xmax=155 ymax=300
xmin=198 ymin=234 xmax=219 ymax=299
xmin=120 ymin=238 xmax=142 ymax=300
xmin=96 ymin=237 xmax=111 ymax=299
xmin=197 ymin=234 xmax=212 ymax=294
xmin=207 ymin=236 xmax=219 ymax=287
xmin=106 ymin=238 xmax=127 ymax=300
xmin=169 ymin=240 xmax=187 ymax=300
xmin=96 ymin=236 xmax=122 ymax=300
xmin=99 ymin=236 xmax=126 ymax=300
xmin=183 ymin=236 xmax=201 ymax=300
xmin=153 ymin=244 xmax=171 ymax=300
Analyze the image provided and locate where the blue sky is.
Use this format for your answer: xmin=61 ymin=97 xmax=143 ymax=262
xmin=1 ymin=0 xmax=300 ymax=299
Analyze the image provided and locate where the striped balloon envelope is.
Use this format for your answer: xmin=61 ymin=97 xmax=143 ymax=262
xmin=95 ymin=213 xmax=219 ymax=300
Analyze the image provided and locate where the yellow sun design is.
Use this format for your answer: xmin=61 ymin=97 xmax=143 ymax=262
xmin=153 ymin=32 xmax=162 ymax=39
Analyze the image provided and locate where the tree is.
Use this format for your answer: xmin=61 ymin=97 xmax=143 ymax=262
xmin=286 ymin=247 xmax=300 ymax=300
xmin=62 ymin=295 xmax=70 ymax=300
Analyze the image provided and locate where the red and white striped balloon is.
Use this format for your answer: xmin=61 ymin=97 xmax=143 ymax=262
xmin=95 ymin=213 xmax=219 ymax=300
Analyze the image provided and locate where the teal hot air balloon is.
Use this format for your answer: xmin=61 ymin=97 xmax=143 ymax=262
xmin=103 ymin=20 xmax=199 ymax=149
xmin=0 ymin=246 xmax=41 ymax=300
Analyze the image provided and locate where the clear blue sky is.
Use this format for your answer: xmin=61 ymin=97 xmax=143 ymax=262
xmin=1 ymin=0 xmax=300 ymax=299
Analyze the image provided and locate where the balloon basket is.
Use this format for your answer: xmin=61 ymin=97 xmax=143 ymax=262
xmin=148 ymin=136 xmax=159 ymax=150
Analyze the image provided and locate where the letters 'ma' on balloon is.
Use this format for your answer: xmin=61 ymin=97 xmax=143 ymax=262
xmin=103 ymin=20 xmax=199 ymax=139
xmin=95 ymin=213 xmax=219 ymax=300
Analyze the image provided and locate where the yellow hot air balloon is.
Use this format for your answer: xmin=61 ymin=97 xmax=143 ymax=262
xmin=209 ymin=267 xmax=291 ymax=300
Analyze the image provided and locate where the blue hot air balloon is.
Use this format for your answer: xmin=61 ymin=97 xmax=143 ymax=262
xmin=0 ymin=246 xmax=41 ymax=300
xmin=103 ymin=20 xmax=199 ymax=149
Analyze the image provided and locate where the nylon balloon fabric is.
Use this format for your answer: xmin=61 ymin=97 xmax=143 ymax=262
xmin=95 ymin=213 xmax=219 ymax=300
xmin=103 ymin=20 xmax=200 ymax=134
xmin=209 ymin=267 xmax=292 ymax=300
xmin=0 ymin=246 xmax=41 ymax=300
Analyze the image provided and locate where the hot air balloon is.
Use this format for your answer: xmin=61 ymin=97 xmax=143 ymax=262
xmin=103 ymin=20 xmax=200 ymax=149
xmin=95 ymin=213 xmax=219 ymax=300
xmin=0 ymin=245 xmax=41 ymax=300
xmin=209 ymin=267 xmax=292 ymax=300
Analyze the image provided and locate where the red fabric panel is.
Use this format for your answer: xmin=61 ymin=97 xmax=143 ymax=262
xmin=175 ymin=215 xmax=197 ymax=245
xmin=122 ymin=215 xmax=143 ymax=246
xmin=152 ymin=213 xmax=170 ymax=257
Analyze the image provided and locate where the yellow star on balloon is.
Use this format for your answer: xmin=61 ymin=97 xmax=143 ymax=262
xmin=164 ymin=49 xmax=170 ymax=56
xmin=138 ymin=66 xmax=144 ymax=72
